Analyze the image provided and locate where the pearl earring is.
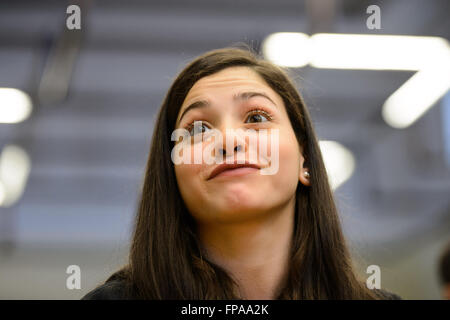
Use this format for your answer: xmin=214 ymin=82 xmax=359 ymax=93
xmin=304 ymin=171 xmax=310 ymax=178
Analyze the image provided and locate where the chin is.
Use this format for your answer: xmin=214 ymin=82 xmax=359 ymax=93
xmin=211 ymin=198 xmax=271 ymax=221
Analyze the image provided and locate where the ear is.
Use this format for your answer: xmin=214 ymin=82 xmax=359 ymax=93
xmin=299 ymin=167 xmax=310 ymax=186
xmin=298 ymin=152 xmax=310 ymax=186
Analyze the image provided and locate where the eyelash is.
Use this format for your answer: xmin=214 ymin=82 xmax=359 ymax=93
xmin=184 ymin=107 xmax=274 ymax=133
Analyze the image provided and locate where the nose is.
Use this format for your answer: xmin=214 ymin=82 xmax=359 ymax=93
xmin=218 ymin=144 xmax=242 ymax=156
xmin=216 ymin=125 xmax=246 ymax=159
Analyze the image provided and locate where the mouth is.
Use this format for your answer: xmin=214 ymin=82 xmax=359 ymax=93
xmin=207 ymin=162 xmax=261 ymax=180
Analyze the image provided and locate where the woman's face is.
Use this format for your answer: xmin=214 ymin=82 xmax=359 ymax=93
xmin=173 ymin=66 xmax=309 ymax=224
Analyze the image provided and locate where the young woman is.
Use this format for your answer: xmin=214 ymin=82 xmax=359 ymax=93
xmin=82 ymin=47 xmax=401 ymax=300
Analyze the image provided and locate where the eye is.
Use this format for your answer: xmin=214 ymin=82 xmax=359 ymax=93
xmin=186 ymin=120 xmax=211 ymax=136
xmin=245 ymin=109 xmax=273 ymax=123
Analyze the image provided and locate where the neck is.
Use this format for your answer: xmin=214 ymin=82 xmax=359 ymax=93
xmin=196 ymin=199 xmax=295 ymax=300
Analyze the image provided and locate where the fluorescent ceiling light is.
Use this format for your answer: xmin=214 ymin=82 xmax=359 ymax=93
xmin=262 ymin=32 xmax=311 ymax=67
xmin=263 ymin=33 xmax=449 ymax=70
xmin=262 ymin=32 xmax=450 ymax=129
xmin=0 ymin=88 xmax=32 ymax=123
xmin=309 ymin=34 xmax=449 ymax=70
xmin=319 ymin=140 xmax=355 ymax=190
xmin=0 ymin=145 xmax=31 ymax=207
xmin=382 ymin=63 xmax=450 ymax=128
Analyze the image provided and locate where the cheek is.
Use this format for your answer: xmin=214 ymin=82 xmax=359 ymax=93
xmin=174 ymin=163 xmax=203 ymax=195
xmin=259 ymin=128 xmax=301 ymax=177
xmin=270 ymin=130 xmax=301 ymax=191
xmin=174 ymin=158 xmax=210 ymax=215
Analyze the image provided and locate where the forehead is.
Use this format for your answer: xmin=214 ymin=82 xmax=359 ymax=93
xmin=183 ymin=66 xmax=275 ymax=101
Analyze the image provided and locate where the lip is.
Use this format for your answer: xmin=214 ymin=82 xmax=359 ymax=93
xmin=207 ymin=162 xmax=261 ymax=180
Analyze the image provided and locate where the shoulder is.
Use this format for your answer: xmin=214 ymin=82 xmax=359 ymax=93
xmin=373 ymin=288 xmax=402 ymax=300
xmin=81 ymin=279 xmax=130 ymax=300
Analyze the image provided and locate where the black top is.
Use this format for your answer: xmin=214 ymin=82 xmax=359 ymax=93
xmin=82 ymin=280 xmax=130 ymax=300
xmin=81 ymin=279 xmax=402 ymax=300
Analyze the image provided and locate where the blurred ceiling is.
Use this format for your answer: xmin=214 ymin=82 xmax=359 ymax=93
xmin=0 ymin=0 xmax=449 ymax=251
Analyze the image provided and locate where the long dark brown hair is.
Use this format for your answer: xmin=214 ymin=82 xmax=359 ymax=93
xmin=106 ymin=47 xmax=383 ymax=299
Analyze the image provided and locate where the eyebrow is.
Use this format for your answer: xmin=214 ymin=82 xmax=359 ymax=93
xmin=177 ymin=91 xmax=277 ymax=125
